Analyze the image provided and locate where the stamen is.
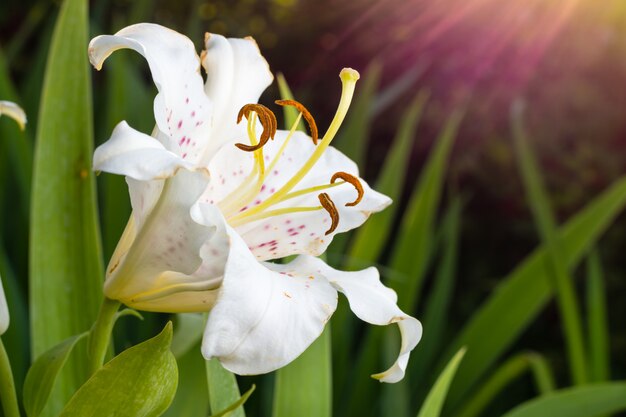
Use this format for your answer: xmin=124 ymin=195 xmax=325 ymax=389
xmin=331 ymin=172 xmax=364 ymax=206
xmin=275 ymin=99 xmax=319 ymax=144
xmin=318 ymin=193 xmax=339 ymax=235
xmin=235 ymin=104 xmax=277 ymax=152
xmin=229 ymin=206 xmax=322 ymax=228
xmin=228 ymin=68 xmax=360 ymax=225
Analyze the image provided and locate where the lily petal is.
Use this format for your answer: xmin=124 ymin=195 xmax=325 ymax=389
xmin=104 ymin=169 xmax=219 ymax=309
xmin=0 ymin=275 xmax=9 ymax=335
xmin=89 ymin=23 xmax=212 ymax=161
xmin=201 ymin=219 xmax=338 ymax=375
xmin=204 ymin=130 xmax=391 ymax=260
xmin=200 ymin=34 xmax=273 ymax=161
xmin=328 ymin=265 xmax=422 ymax=383
xmin=94 ymin=121 xmax=194 ymax=181
xmin=0 ymin=100 xmax=27 ymax=130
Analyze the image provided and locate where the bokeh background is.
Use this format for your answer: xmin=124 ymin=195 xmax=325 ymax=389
xmin=1 ymin=0 xmax=626 ymax=416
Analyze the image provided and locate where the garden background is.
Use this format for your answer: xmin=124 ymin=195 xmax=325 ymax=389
xmin=1 ymin=0 xmax=626 ymax=416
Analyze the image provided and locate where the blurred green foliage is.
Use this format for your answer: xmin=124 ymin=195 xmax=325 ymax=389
xmin=1 ymin=0 xmax=626 ymax=416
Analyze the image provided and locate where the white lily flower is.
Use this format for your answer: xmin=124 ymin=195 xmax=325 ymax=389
xmin=0 ymin=100 xmax=27 ymax=131
xmin=89 ymin=23 xmax=421 ymax=382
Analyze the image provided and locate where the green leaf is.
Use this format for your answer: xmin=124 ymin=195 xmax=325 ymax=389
xmin=332 ymin=91 xmax=428 ymax=396
xmin=59 ymin=323 xmax=178 ymax=417
xmin=29 ymin=0 xmax=103 ymax=415
xmin=211 ymin=385 xmax=256 ymax=417
xmin=163 ymin=343 xmax=209 ymax=417
xmin=345 ymin=91 xmax=429 ymax=269
xmin=276 ymin=73 xmax=304 ymax=131
xmin=391 ymin=109 xmax=463 ymax=311
xmin=416 ymin=347 xmax=466 ymax=417
xmin=512 ymin=102 xmax=587 ymax=384
xmin=501 ymin=383 xmax=626 ymax=417
xmin=586 ymin=250 xmax=610 ymax=382
xmin=273 ymin=326 xmax=331 ymax=417
xmin=441 ymin=176 xmax=626 ymax=410
xmin=206 ymin=359 xmax=245 ymax=417
xmin=411 ymin=197 xmax=462 ymax=382
xmin=171 ymin=313 xmax=204 ymax=359
xmin=343 ymin=111 xmax=462 ymax=417
xmin=456 ymin=352 xmax=555 ymax=417
xmin=23 ymin=332 xmax=88 ymax=417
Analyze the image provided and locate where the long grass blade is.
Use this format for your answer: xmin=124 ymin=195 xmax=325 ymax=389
xmin=30 ymin=0 xmax=103 ymax=415
xmin=206 ymin=359 xmax=245 ymax=417
xmin=272 ymin=326 xmax=332 ymax=417
xmin=391 ymin=109 xmax=463 ymax=312
xmin=343 ymin=110 xmax=462 ymax=417
xmin=332 ymin=91 xmax=428 ymax=398
xmin=416 ymin=348 xmax=466 ymax=417
xmin=586 ymin=250 xmax=610 ymax=382
xmin=345 ymin=91 xmax=429 ymax=270
xmin=456 ymin=352 xmax=555 ymax=417
xmin=501 ymin=383 xmax=626 ymax=417
xmin=512 ymin=102 xmax=587 ymax=384
xmin=440 ymin=176 xmax=626 ymax=411
xmin=411 ymin=197 xmax=461 ymax=382
xmin=164 ymin=344 xmax=209 ymax=417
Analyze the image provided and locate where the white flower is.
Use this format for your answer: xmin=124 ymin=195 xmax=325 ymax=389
xmin=0 ymin=100 xmax=27 ymax=131
xmin=89 ymin=23 xmax=421 ymax=382
xmin=0 ymin=99 xmax=25 ymax=335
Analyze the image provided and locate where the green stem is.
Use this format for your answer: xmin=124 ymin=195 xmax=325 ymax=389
xmin=87 ymin=297 xmax=120 ymax=375
xmin=0 ymin=338 xmax=20 ymax=417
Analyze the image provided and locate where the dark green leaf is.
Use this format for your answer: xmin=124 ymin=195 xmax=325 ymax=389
xmin=512 ymin=102 xmax=587 ymax=384
xmin=502 ymin=383 xmax=626 ymax=417
xmin=442 ymin=176 xmax=626 ymax=410
xmin=30 ymin=0 xmax=103 ymax=415
xmin=415 ymin=348 xmax=466 ymax=417
xmin=59 ymin=323 xmax=178 ymax=417
xmin=273 ymin=326 xmax=331 ymax=417
xmin=207 ymin=359 xmax=245 ymax=417
xmin=23 ymin=333 xmax=88 ymax=417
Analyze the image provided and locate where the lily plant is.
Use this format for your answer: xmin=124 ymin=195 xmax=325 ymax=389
xmin=89 ymin=23 xmax=421 ymax=382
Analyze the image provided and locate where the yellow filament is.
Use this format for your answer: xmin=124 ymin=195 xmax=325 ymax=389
xmin=281 ymin=181 xmax=344 ymax=202
xmin=218 ymin=116 xmax=263 ymax=216
xmin=229 ymin=68 xmax=359 ymax=224
xmin=229 ymin=206 xmax=322 ymax=228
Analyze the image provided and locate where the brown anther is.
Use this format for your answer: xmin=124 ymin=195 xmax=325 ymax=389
xmin=318 ymin=193 xmax=339 ymax=235
xmin=331 ymin=172 xmax=364 ymax=206
xmin=275 ymin=99 xmax=319 ymax=145
xmin=235 ymin=104 xmax=277 ymax=152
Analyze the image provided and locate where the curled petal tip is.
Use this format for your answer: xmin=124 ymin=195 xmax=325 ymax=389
xmin=0 ymin=100 xmax=27 ymax=130
xmin=340 ymin=68 xmax=360 ymax=82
